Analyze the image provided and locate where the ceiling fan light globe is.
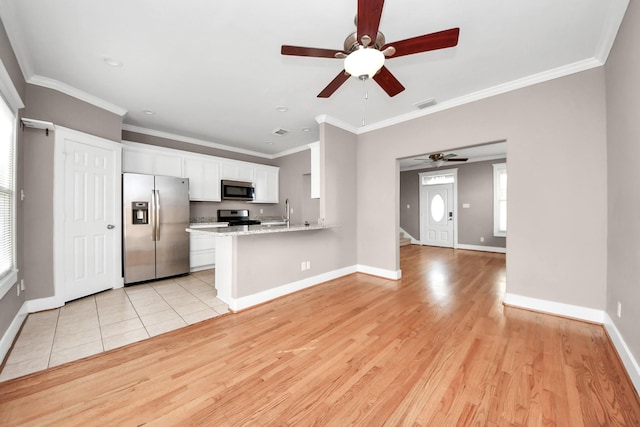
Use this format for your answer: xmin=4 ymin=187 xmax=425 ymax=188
xmin=344 ymin=47 xmax=385 ymax=79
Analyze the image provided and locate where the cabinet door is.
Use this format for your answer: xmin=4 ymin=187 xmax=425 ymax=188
xmin=154 ymin=152 xmax=182 ymax=177
xmin=123 ymin=148 xmax=154 ymax=174
xmin=184 ymin=157 xmax=221 ymax=201
xmin=220 ymin=159 xmax=255 ymax=182
xmin=253 ymin=166 xmax=279 ymax=203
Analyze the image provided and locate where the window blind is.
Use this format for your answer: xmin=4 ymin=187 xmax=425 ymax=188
xmin=0 ymin=95 xmax=15 ymax=281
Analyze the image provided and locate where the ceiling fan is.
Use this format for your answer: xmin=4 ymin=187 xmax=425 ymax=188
xmin=417 ymin=153 xmax=468 ymax=167
xmin=281 ymin=0 xmax=460 ymax=98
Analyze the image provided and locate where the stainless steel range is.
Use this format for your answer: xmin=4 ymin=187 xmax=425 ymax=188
xmin=217 ymin=209 xmax=261 ymax=226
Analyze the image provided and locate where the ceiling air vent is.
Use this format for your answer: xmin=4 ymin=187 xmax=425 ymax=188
xmin=414 ymin=98 xmax=437 ymax=109
xmin=272 ymin=128 xmax=289 ymax=136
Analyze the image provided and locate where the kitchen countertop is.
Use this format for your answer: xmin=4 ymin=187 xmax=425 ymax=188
xmin=186 ymin=223 xmax=333 ymax=236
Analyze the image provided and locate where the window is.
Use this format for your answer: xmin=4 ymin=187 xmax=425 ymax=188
xmin=422 ymin=173 xmax=455 ymax=186
xmin=0 ymin=93 xmax=17 ymax=296
xmin=493 ymin=163 xmax=507 ymax=237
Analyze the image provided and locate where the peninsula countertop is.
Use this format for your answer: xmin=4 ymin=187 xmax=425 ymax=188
xmin=186 ymin=223 xmax=333 ymax=236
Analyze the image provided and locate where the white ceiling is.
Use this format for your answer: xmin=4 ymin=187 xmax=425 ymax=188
xmin=0 ymin=0 xmax=628 ymax=157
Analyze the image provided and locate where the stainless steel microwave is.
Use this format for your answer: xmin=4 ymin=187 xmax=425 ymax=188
xmin=221 ymin=180 xmax=255 ymax=201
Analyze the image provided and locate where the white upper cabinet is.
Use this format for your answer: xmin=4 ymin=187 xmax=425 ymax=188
xmin=183 ymin=156 xmax=221 ymax=201
xmin=253 ymin=165 xmax=279 ymax=203
xmin=220 ymin=160 xmax=255 ymax=182
xmin=122 ymin=143 xmax=182 ymax=177
xmin=121 ymin=141 xmax=278 ymax=203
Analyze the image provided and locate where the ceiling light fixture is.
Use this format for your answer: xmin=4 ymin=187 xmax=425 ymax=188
xmin=142 ymin=109 xmax=155 ymax=115
xmin=275 ymin=106 xmax=288 ymax=112
xmin=344 ymin=46 xmax=385 ymax=79
xmin=301 ymin=127 xmax=310 ymax=132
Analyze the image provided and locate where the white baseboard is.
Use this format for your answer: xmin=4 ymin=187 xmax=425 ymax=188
xmin=503 ymin=292 xmax=605 ymax=323
xmin=26 ymin=295 xmax=64 ymax=313
xmin=357 ymin=264 xmax=402 ymax=280
xmin=504 ymin=292 xmax=640 ymax=395
xmin=0 ymin=302 xmax=28 ymax=363
xmin=228 ymin=265 xmax=358 ymax=311
xmin=604 ymin=313 xmax=640 ymax=395
xmin=456 ymin=243 xmax=507 ymax=254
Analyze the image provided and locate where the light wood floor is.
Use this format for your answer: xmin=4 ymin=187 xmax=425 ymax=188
xmin=1 ymin=246 xmax=639 ymax=426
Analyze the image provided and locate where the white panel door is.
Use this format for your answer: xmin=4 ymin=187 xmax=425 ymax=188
xmin=421 ymin=183 xmax=454 ymax=248
xmin=64 ymin=137 xmax=118 ymax=301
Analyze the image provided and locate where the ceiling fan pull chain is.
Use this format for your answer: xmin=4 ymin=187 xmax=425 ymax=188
xmin=362 ymin=76 xmax=368 ymax=126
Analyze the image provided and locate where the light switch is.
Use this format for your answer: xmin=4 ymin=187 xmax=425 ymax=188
xmin=462 ymin=203 xmax=470 ymax=208
xmin=407 ymin=204 xmax=410 ymax=209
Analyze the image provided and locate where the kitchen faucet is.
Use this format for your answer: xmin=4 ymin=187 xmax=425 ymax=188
xmin=285 ymin=199 xmax=290 ymax=226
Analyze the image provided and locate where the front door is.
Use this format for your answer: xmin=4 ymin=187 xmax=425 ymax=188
xmin=421 ymin=183 xmax=454 ymax=248
xmin=63 ymin=133 xmax=120 ymax=301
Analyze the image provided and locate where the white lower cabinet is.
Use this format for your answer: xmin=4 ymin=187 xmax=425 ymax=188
xmin=190 ymin=233 xmax=216 ymax=271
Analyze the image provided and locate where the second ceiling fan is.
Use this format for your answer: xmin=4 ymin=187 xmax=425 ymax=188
xmin=281 ymin=0 xmax=460 ymax=98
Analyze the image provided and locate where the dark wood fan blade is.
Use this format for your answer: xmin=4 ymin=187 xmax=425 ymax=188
xmin=317 ymin=71 xmax=350 ymax=98
xmin=383 ymin=28 xmax=460 ymax=58
xmin=445 ymin=158 xmax=468 ymax=162
xmin=373 ymin=66 xmax=405 ymax=97
xmin=281 ymin=45 xmax=344 ymax=58
xmin=358 ymin=0 xmax=385 ymax=44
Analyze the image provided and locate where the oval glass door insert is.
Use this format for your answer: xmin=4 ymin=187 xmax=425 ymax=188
xmin=431 ymin=194 xmax=445 ymax=222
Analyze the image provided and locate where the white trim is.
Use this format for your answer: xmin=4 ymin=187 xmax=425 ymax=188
xmin=595 ymin=0 xmax=630 ymax=62
xmin=604 ymin=312 xmax=640 ymax=395
xmin=28 ymin=75 xmax=127 ymax=116
xmin=357 ymin=58 xmax=603 ymax=135
xmin=0 ymin=0 xmax=33 ymax=81
xmin=503 ymin=292 xmax=605 ymax=323
xmin=0 ymin=58 xmax=24 ymax=111
xmin=0 ymin=269 xmax=18 ymax=300
xmin=227 ymin=265 xmax=357 ymax=311
xmin=315 ymin=114 xmax=358 ymax=134
xmin=0 ymin=301 xmax=27 ymax=363
xmin=493 ymin=163 xmax=507 ymax=237
xmin=123 ymin=124 xmax=310 ymax=160
xmin=357 ymin=264 xmax=402 ymax=280
xmin=456 ymin=244 xmax=506 ymax=254
xmin=26 ymin=295 xmax=64 ymax=313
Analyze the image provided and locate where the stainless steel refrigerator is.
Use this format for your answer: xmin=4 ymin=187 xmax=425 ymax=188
xmin=123 ymin=173 xmax=190 ymax=285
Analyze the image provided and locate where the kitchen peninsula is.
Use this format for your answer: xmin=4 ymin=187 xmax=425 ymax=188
xmin=186 ymin=223 xmax=336 ymax=311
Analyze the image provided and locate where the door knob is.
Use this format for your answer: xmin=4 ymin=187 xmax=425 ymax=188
xmin=107 ymin=224 xmax=116 ymax=229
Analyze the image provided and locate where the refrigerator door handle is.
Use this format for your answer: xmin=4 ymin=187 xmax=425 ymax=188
xmin=155 ymin=190 xmax=161 ymax=241
xmin=151 ymin=190 xmax=157 ymax=241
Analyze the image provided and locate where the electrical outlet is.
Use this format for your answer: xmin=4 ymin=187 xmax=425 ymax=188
xmin=306 ymin=261 xmax=311 ymax=270
xmin=301 ymin=261 xmax=306 ymax=271
xmin=407 ymin=204 xmax=410 ymax=209
xmin=20 ymin=279 xmax=25 ymax=291
xmin=480 ymin=237 xmax=485 ymax=242
xmin=17 ymin=285 xmax=20 ymax=296
xmin=617 ymin=301 xmax=622 ymax=318
xmin=260 ymin=208 xmax=264 ymax=214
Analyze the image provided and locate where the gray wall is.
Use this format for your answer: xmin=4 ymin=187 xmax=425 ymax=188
xmin=0 ymin=18 xmax=26 ymax=343
xmin=400 ymin=159 xmax=507 ymax=248
xmin=358 ymin=67 xmax=608 ymax=311
xmin=21 ymin=85 xmax=122 ymax=300
xmin=274 ymin=149 xmax=320 ymax=225
xmin=605 ymin=0 xmax=640 ymax=365
xmin=235 ymin=122 xmax=357 ymax=296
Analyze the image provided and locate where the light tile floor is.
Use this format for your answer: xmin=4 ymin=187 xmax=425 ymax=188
xmin=0 ymin=270 xmax=228 ymax=382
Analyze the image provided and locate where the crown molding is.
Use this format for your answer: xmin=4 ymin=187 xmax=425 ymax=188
xmin=0 ymin=58 xmax=24 ymax=111
xmin=595 ymin=0 xmax=629 ymax=62
xmin=315 ymin=114 xmax=358 ymax=134
xmin=122 ymin=124 xmax=277 ymax=159
xmin=28 ymin=75 xmax=127 ymax=116
xmin=358 ymin=57 xmax=603 ymax=135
